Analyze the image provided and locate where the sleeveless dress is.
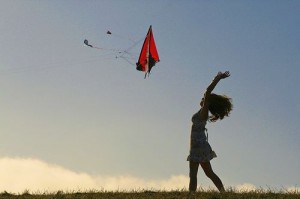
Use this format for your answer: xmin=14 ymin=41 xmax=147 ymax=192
xmin=187 ymin=110 xmax=217 ymax=162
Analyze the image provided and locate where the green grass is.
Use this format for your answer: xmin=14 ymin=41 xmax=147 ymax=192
xmin=0 ymin=189 xmax=299 ymax=199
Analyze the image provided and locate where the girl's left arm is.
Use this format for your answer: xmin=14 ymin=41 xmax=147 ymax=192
xmin=199 ymin=71 xmax=230 ymax=120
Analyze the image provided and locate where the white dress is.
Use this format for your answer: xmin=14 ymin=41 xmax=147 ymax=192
xmin=187 ymin=110 xmax=217 ymax=162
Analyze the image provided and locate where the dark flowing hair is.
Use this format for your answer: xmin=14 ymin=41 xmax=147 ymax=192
xmin=208 ymin=93 xmax=233 ymax=122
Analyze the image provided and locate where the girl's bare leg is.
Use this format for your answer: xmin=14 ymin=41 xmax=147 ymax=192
xmin=200 ymin=161 xmax=225 ymax=192
xmin=189 ymin=161 xmax=199 ymax=192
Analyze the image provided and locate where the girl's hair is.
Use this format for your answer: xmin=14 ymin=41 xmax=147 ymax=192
xmin=208 ymin=93 xmax=233 ymax=122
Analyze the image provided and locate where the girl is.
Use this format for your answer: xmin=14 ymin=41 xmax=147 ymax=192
xmin=187 ymin=71 xmax=232 ymax=192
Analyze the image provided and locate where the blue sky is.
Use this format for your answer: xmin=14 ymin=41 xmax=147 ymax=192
xmin=0 ymin=0 xmax=299 ymax=192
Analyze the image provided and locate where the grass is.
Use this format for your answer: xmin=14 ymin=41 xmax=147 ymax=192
xmin=0 ymin=189 xmax=299 ymax=199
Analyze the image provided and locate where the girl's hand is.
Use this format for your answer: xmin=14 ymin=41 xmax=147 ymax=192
xmin=217 ymin=71 xmax=230 ymax=79
xmin=206 ymin=71 xmax=231 ymax=94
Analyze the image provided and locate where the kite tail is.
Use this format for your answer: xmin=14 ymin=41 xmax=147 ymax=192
xmin=144 ymin=72 xmax=151 ymax=79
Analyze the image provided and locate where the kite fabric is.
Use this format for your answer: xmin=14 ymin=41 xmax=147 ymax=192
xmin=136 ymin=25 xmax=160 ymax=78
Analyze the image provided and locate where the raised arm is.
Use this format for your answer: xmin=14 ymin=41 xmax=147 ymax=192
xmin=199 ymin=71 xmax=230 ymax=120
xmin=206 ymin=71 xmax=230 ymax=94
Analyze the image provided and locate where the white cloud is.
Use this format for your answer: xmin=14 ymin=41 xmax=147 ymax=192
xmin=0 ymin=157 xmax=189 ymax=193
xmin=0 ymin=157 xmax=98 ymax=193
xmin=233 ymin=184 xmax=300 ymax=193
xmin=234 ymin=183 xmax=257 ymax=192
xmin=287 ymin=186 xmax=300 ymax=193
xmin=1 ymin=157 xmax=295 ymax=194
xmin=94 ymin=175 xmax=189 ymax=191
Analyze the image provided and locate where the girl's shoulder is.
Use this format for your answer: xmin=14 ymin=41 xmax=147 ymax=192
xmin=192 ymin=110 xmax=207 ymax=124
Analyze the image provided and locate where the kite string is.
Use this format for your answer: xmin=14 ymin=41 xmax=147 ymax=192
xmin=84 ymin=29 xmax=146 ymax=67
xmin=115 ymin=36 xmax=145 ymax=61
xmin=0 ymin=52 xmax=122 ymax=76
xmin=108 ymin=32 xmax=137 ymax=44
xmin=92 ymin=46 xmax=123 ymax=53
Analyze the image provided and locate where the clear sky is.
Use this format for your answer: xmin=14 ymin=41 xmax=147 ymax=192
xmin=0 ymin=0 xmax=299 ymax=193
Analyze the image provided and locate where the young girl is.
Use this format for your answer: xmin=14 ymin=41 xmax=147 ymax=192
xmin=187 ymin=71 xmax=232 ymax=192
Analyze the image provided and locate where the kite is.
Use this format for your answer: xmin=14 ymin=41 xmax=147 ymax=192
xmin=84 ymin=26 xmax=160 ymax=78
xmin=136 ymin=25 xmax=160 ymax=78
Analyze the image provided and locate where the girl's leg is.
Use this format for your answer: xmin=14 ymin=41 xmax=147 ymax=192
xmin=200 ymin=161 xmax=225 ymax=192
xmin=189 ymin=161 xmax=199 ymax=192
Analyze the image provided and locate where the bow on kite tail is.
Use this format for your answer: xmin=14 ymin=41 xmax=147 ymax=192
xmin=84 ymin=39 xmax=93 ymax=47
xmin=136 ymin=26 xmax=160 ymax=78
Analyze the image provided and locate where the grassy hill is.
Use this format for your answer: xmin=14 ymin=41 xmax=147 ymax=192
xmin=1 ymin=190 xmax=299 ymax=199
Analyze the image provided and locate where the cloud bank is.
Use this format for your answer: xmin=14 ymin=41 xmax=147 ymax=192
xmin=0 ymin=157 xmax=188 ymax=193
xmin=0 ymin=157 xmax=298 ymax=194
xmin=234 ymin=183 xmax=257 ymax=192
